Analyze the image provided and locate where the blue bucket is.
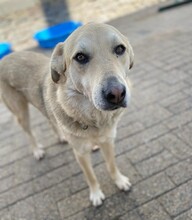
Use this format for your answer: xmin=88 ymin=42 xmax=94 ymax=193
xmin=0 ymin=43 xmax=12 ymax=59
xmin=33 ymin=21 xmax=82 ymax=48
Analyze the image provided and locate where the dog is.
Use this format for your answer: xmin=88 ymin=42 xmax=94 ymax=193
xmin=0 ymin=23 xmax=134 ymax=206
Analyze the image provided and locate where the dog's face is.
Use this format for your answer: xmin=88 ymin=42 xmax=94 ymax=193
xmin=50 ymin=23 xmax=134 ymax=111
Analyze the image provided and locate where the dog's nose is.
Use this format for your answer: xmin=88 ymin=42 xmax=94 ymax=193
xmin=106 ymin=85 xmax=126 ymax=104
xmin=105 ymin=83 xmax=126 ymax=105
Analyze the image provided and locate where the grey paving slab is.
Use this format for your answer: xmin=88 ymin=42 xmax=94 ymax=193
xmin=125 ymin=139 xmax=164 ymax=164
xmin=0 ymin=2 xmax=192 ymax=220
xmin=167 ymin=97 xmax=192 ymax=114
xmin=73 ymin=191 xmax=137 ymax=220
xmin=158 ymin=180 xmax=192 ymax=217
xmin=116 ymin=123 xmax=169 ymax=155
xmin=130 ymin=172 xmax=175 ymax=205
xmin=119 ymin=210 xmax=142 ymax=220
xmin=165 ymin=158 xmax=192 ymax=185
xmin=135 ymin=149 xmax=178 ymax=178
xmin=57 ymin=189 xmax=90 ymax=219
xmin=174 ymin=208 xmax=192 ymax=220
xmin=159 ymin=133 xmax=192 ymax=160
xmin=33 ymin=192 xmax=62 ymax=220
xmin=137 ymin=200 xmax=171 ymax=220
xmin=8 ymin=197 xmax=36 ymax=220
xmin=173 ymin=122 xmax=192 ymax=148
xmin=163 ymin=110 xmax=192 ymax=130
xmin=0 ymin=208 xmax=12 ymax=220
xmin=159 ymin=91 xmax=189 ymax=108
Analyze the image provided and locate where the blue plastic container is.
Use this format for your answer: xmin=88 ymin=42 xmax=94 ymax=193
xmin=33 ymin=21 xmax=82 ymax=48
xmin=0 ymin=43 xmax=12 ymax=59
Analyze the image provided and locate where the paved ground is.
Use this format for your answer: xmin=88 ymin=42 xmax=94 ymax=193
xmin=0 ymin=0 xmax=165 ymax=50
xmin=0 ymin=2 xmax=192 ymax=220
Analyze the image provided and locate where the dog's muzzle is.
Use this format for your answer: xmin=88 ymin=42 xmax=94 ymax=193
xmin=101 ymin=77 xmax=128 ymax=111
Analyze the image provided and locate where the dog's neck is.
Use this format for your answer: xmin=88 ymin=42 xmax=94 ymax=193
xmin=54 ymin=85 xmax=124 ymax=137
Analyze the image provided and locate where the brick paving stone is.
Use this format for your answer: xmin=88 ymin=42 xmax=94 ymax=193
xmin=0 ymin=148 xmax=75 ymax=190
xmin=135 ymin=149 xmax=178 ymax=178
xmin=57 ymin=189 xmax=90 ymax=219
xmin=163 ymin=110 xmax=192 ymax=130
xmin=183 ymin=87 xmax=192 ymax=96
xmin=33 ymin=192 xmax=62 ymax=220
xmin=65 ymin=211 xmax=87 ymax=220
xmin=0 ymin=208 xmax=11 ymax=220
xmin=137 ymin=104 xmax=172 ymax=128
xmin=165 ymin=158 xmax=192 ymax=185
xmin=161 ymin=69 xmax=188 ymax=85
xmin=116 ymin=122 xmax=144 ymax=141
xmin=173 ymin=122 xmax=192 ymax=148
xmin=8 ymin=197 xmax=36 ymax=220
xmin=0 ymin=193 xmax=8 ymax=210
xmin=119 ymin=104 xmax=172 ymax=129
xmin=159 ymin=91 xmax=189 ymax=108
xmin=137 ymin=200 xmax=171 ymax=220
xmin=44 ymin=180 xmax=71 ymax=202
xmin=132 ymin=81 xmax=188 ymax=109
xmin=174 ymin=208 xmax=192 ymax=220
xmin=158 ymin=180 xmax=192 ymax=217
xmin=119 ymin=210 xmax=142 ymax=220
xmin=5 ymin=182 xmax=34 ymax=207
xmin=159 ymin=133 xmax=192 ymax=160
xmin=79 ymin=192 xmax=137 ymax=220
xmin=115 ymin=154 xmax=142 ymax=185
xmin=125 ymin=139 xmax=164 ymax=164
xmin=32 ymin=164 xmax=77 ymax=193
xmin=0 ymin=166 xmax=13 ymax=181
xmin=131 ymin=172 xmax=175 ymax=205
xmin=116 ymin=124 xmax=169 ymax=155
xmin=0 ymin=175 xmax=15 ymax=194
xmin=167 ymin=97 xmax=192 ymax=114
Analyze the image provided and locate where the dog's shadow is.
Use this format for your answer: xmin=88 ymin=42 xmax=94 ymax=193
xmin=83 ymin=189 xmax=136 ymax=220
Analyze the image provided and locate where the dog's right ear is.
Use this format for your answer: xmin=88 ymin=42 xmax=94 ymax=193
xmin=50 ymin=42 xmax=66 ymax=83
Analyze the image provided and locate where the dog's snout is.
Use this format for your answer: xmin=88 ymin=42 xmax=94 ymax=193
xmin=105 ymin=84 xmax=126 ymax=104
xmin=102 ymin=77 xmax=127 ymax=110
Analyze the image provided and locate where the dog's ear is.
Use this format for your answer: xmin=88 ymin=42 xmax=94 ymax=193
xmin=50 ymin=42 xmax=66 ymax=83
xmin=122 ymin=34 xmax=134 ymax=69
xmin=128 ymin=44 xmax=134 ymax=69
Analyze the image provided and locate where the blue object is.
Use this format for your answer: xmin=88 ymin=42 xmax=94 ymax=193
xmin=0 ymin=43 xmax=12 ymax=59
xmin=33 ymin=21 xmax=82 ymax=48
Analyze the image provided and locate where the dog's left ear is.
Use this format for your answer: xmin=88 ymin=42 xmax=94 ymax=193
xmin=50 ymin=42 xmax=66 ymax=83
xmin=122 ymin=34 xmax=134 ymax=69
xmin=128 ymin=44 xmax=134 ymax=69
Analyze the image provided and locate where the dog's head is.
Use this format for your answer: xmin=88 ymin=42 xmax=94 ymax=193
xmin=50 ymin=23 xmax=134 ymax=111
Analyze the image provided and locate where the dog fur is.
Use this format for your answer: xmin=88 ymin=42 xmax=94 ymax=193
xmin=0 ymin=23 xmax=134 ymax=206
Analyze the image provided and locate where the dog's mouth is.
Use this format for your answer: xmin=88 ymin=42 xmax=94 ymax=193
xmin=100 ymin=101 xmax=128 ymax=111
xmin=92 ymin=97 xmax=128 ymax=111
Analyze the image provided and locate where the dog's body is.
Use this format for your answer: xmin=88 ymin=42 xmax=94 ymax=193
xmin=0 ymin=23 xmax=134 ymax=206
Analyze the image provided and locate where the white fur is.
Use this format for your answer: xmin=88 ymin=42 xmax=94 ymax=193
xmin=90 ymin=188 xmax=105 ymax=206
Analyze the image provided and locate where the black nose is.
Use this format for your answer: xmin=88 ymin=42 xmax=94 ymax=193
xmin=105 ymin=83 xmax=126 ymax=105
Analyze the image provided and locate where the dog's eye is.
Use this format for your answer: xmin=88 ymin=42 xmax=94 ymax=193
xmin=74 ymin=53 xmax=89 ymax=64
xmin=114 ymin=45 xmax=126 ymax=56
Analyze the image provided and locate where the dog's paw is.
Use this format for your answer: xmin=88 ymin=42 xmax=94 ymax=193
xmin=33 ymin=147 xmax=45 ymax=160
xmin=90 ymin=189 xmax=105 ymax=207
xmin=115 ymin=174 xmax=131 ymax=191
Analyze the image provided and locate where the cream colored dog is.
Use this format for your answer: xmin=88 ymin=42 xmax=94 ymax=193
xmin=0 ymin=23 xmax=134 ymax=206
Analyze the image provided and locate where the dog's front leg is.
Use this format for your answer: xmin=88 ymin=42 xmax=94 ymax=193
xmin=100 ymin=141 xmax=131 ymax=191
xmin=73 ymin=149 xmax=105 ymax=206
